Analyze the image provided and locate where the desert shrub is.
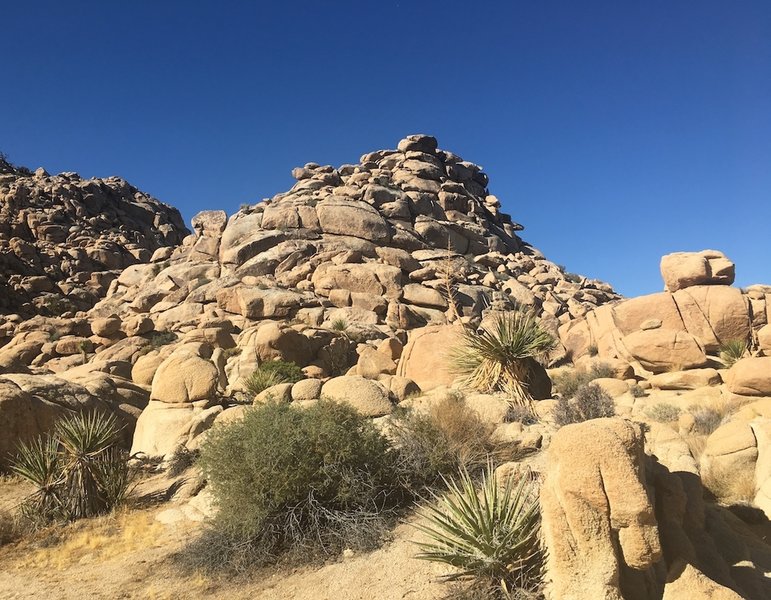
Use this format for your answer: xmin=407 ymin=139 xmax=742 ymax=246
xmin=505 ymin=404 xmax=538 ymax=425
xmin=645 ymin=403 xmax=681 ymax=423
xmin=451 ymin=309 xmax=555 ymax=405
xmin=415 ymin=466 xmax=544 ymax=597
xmin=10 ymin=412 xmax=133 ymax=527
xmin=551 ymin=362 xmax=614 ymax=399
xmin=629 ymin=383 xmax=646 ymax=398
xmin=689 ymin=406 xmax=723 ymax=436
xmin=242 ymin=360 xmax=304 ymax=397
xmin=182 ymin=400 xmax=403 ymax=573
xmin=553 ymin=383 xmax=615 ymax=427
xmin=166 ymin=446 xmax=198 ymax=477
xmin=719 ymin=339 xmax=747 ymax=368
xmin=0 ymin=509 xmax=21 ymax=546
xmin=390 ymin=395 xmax=515 ymax=492
xmin=258 ymin=359 xmax=304 ymax=383
xmin=148 ymin=331 xmax=177 ymax=348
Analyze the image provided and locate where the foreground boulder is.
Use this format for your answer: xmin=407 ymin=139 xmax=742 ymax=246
xmin=542 ymin=418 xmax=771 ymax=600
xmin=541 ymin=418 xmax=661 ymax=599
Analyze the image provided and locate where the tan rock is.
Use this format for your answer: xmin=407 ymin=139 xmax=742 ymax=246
xmin=320 ymin=376 xmax=392 ymax=416
xmin=131 ymin=351 xmax=165 ymax=386
xmin=622 ymin=329 xmax=708 ymax=373
xmin=356 ymin=346 xmax=397 ymax=379
xmin=541 ymin=418 xmax=661 ymax=600
xmin=725 ymin=357 xmax=771 ymax=396
xmin=613 ymin=293 xmax=684 ymax=335
xmin=663 ymin=564 xmax=744 ymax=600
xmin=396 ymin=325 xmax=460 ymax=391
xmin=758 ymin=324 xmax=771 ymax=354
xmin=291 ymin=379 xmax=323 ymax=402
xmin=672 ymin=286 xmax=750 ymax=352
xmin=151 ymin=351 xmax=219 ymax=404
xmin=130 ymin=400 xmax=196 ymax=458
xmin=255 ymin=382 xmax=293 ymax=404
xmin=648 ymin=368 xmax=722 ymax=390
xmin=401 ymin=283 xmax=448 ymax=310
xmin=660 ymin=250 xmax=735 ymax=292
xmin=316 ymin=198 xmax=390 ymax=243
xmin=92 ymin=315 xmax=122 ymax=337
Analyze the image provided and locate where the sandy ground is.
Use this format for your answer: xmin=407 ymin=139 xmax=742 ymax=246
xmin=0 ymin=478 xmax=450 ymax=600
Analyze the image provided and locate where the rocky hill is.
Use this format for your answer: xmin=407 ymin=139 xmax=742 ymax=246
xmin=92 ymin=133 xmax=620 ymax=338
xmin=0 ymin=154 xmax=189 ymax=329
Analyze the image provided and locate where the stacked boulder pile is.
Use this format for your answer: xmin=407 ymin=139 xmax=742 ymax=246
xmin=0 ymin=134 xmax=621 ymax=466
xmin=560 ymin=249 xmax=770 ymax=374
xmin=0 ymin=154 xmax=189 ymax=334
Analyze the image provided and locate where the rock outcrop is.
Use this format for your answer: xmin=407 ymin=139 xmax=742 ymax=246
xmin=0 ymin=154 xmax=189 ymax=328
xmin=560 ymin=250 xmax=769 ymax=376
xmin=0 ymin=135 xmax=623 ymax=464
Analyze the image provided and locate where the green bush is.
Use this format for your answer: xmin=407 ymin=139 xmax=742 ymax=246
xmin=645 ymin=402 xmax=681 ymax=423
xmin=390 ymin=394 xmax=516 ymax=492
xmin=242 ymin=360 xmax=305 ymax=397
xmin=259 ymin=359 xmax=304 ymax=383
xmin=450 ymin=309 xmax=555 ymax=405
xmin=148 ymin=331 xmax=177 ymax=348
xmin=553 ymin=383 xmax=615 ymax=427
xmin=183 ymin=400 xmax=404 ymax=572
xmin=414 ymin=466 xmax=543 ymax=597
xmin=552 ymin=362 xmax=614 ymax=399
xmin=10 ymin=412 xmax=133 ymax=526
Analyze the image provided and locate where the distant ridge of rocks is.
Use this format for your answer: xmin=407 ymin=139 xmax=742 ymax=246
xmin=0 ymin=156 xmax=190 ymax=327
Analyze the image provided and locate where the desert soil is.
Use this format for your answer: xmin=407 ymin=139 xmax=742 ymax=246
xmin=0 ymin=479 xmax=450 ymax=600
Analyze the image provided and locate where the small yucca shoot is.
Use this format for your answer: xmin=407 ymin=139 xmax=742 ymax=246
xmin=719 ymin=339 xmax=747 ymax=368
xmin=413 ymin=466 xmax=543 ymax=593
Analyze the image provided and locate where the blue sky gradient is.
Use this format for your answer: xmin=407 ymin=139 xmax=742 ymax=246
xmin=2 ymin=1 xmax=769 ymax=296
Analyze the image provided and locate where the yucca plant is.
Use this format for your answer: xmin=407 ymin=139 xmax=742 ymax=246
xmin=413 ymin=466 xmax=543 ymax=595
xmin=56 ymin=412 xmax=122 ymax=519
xmin=11 ymin=412 xmax=133 ymax=525
xmin=11 ymin=436 xmax=64 ymax=525
xmin=719 ymin=339 xmax=747 ymax=368
xmin=331 ymin=318 xmax=349 ymax=332
xmin=451 ymin=309 xmax=555 ymax=406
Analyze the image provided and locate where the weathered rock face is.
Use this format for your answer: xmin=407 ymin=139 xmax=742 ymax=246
xmin=0 ymin=156 xmax=189 ymax=325
xmin=560 ymin=251 xmax=766 ymax=375
xmin=542 ymin=417 xmax=771 ymax=600
xmin=0 ymin=135 xmax=623 ymax=467
xmin=660 ymin=250 xmax=735 ymax=292
xmin=541 ymin=418 xmax=661 ymax=600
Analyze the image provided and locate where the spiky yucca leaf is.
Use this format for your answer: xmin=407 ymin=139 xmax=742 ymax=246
xmin=413 ymin=466 xmax=543 ymax=591
xmin=56 ymin=412 xmax=123 ymax=519
xmin=56 ymin=411 xmax=120 ymax=458
xmin=451 ymin=309 xmax=555 ymax=405
xmin=11 ymin=436 xmax=65 ymax=524
xmin=719 ymin=339 xmax=747 ymax=368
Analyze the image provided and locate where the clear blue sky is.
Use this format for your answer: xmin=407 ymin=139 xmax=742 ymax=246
xmin=2 ymin=1 xmax=769 ymax=296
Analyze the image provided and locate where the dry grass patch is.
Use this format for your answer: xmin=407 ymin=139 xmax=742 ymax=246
xmin=702 ymin=462 xmax=757 ymax=505
xmin=13 ymin=509 xmax=166 ymax=570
